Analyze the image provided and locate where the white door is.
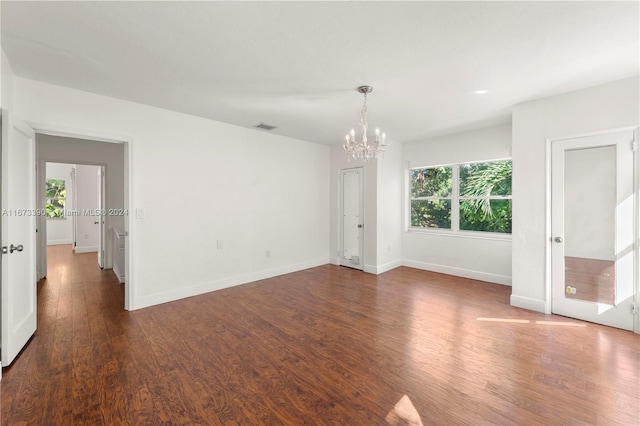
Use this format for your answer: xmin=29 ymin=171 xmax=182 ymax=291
xmin=97 ymin=166 xmax=105 ymax=268
xmin=340 ymin=168 xmax=364 ymax=270
xmin=551 ymin=130 xmax=637 ymax=330
xmin=1 ymin=109 xmax=37 ymax=366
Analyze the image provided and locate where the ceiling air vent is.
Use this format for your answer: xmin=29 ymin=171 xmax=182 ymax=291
xmin=253 ymin=122 xmax=278 ymax=131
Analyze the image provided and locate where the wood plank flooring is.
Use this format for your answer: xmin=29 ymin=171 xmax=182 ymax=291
xmin=1 ymin=245 xmax=639 ymax=425
xmin=565 ymin=256 xmax=615 ymax=305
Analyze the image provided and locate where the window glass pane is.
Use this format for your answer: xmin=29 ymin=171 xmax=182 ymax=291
xmin=460 ymin=199 xmax=512 ymax=233
xmin=410 ymin=167 xmax=452 ymax=198
xmin=46 ymin=179 xmax=66 ymax=198
xmin=459 ymin=161 xmax=512 ymax=196
xmin=46 ymin=198 xmax=65 ymax=219
xmin=411 ymin=200 xmax=451 ymax=229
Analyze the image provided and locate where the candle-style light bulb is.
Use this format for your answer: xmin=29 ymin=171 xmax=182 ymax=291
xmin=350 ymin=129 xmax=355 ymax=137
xmin=375 ymin=128 xmax=380 ymax=136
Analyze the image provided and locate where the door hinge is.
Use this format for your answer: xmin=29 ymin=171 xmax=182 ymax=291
xmin=632 ymin=303 xmax=638 ymax=315
xmin=632 ymin=140 xmax=637 ymax=152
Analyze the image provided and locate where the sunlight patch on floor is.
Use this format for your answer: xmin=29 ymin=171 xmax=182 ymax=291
xmin=477 ymin=317 xmax=587 ymax=327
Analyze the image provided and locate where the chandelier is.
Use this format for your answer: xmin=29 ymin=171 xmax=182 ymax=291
xmin=343 ymin=85 xmax=390 ymax=161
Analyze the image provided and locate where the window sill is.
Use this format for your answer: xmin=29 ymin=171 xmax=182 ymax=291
xmin=406 ymin=227 xmax=512 ymax=242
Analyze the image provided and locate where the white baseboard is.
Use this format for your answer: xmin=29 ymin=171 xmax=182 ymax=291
xmin=510 ymin=294 xmax=546 ymax=313
xmin=113 ymin=265 xmax=125 ymax=284
xmin=402 ymin=259 xmax=512 ymax=286
xmin=47 ymin=239 xmax=73 ymax=246
xmin=363 ymin=259 xmax=402 ymax=275
xmin=329 ymin=257 xmax=339 ymax=265
xmin=363 ymin=264 xmax=376 ymax=274
xmin=133 ymin=257 xmax=330 ymax=310
xmin=74 ymin=246 xmax=98 ymax=254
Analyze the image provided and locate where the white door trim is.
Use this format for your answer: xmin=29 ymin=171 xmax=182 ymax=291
xmin=27 ymin=121 xmax=135 ymax=311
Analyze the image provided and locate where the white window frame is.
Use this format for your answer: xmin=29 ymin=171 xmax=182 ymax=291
xmin=409 ymin=165 xmax=455 ymax=230
xmin=408 ymin=159 xmax=512 ymax=239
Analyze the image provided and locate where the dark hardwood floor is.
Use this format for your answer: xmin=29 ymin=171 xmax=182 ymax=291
xmin=2 ymin=245 xmax=639 ymax=425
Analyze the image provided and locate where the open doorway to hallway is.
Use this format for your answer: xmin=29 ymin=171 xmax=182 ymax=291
xmin=42 ymin=245 xmax=123 ymax=303
xmin=36 ymin=133 xmax=128 ymax=310
xmin=45 ymin=163 xmax=101 ymax=255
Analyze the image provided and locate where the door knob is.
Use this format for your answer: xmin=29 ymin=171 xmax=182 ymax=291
xmin=10 ymin=244 xmax=24 ymax=253
xmin=554 ymin=237 xmax=563 ymax=243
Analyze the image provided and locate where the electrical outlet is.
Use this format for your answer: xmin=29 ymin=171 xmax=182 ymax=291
xmin=217 ymin=240 xmax=224 ymax=250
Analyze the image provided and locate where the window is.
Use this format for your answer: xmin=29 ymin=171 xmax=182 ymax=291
xmin=46 ymin=179 xmax=66 ymax=219
xmin=410 ymin=160 xmax=512 ymax=234
xmin=410 ymin=167 xmax=452 ymax=229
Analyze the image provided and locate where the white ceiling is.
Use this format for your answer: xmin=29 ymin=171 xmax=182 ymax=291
xmin=2 ymin=1 xmax=638 ymax=145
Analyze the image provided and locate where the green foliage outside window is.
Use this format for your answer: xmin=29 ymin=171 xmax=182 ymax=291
xmin=411 ymin=199 xmax=451 ymax=229
xmin=459 ymin=161 xmax=512 ymax=233
xmin=46 ymin=179 xmax=66 ymax=219
xmin=410 ymin=161 xmax=512 ymax=233
xmin=410 ymin=167 xmax=452 ymax=228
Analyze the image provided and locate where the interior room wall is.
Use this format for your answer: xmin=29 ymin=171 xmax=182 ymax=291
xmin=511 ymin=76 xmax=639 ymax=313
xmin=74 ymin=164 xmax=100 ymax=253
xmin=402 ymin=124 xmax=513 ymax=285
xmin=1 ymin=49 xmax=15 ymax=110
xmin=45 ymin=162 xmax=74 ymax=245
xmin=375 ymin=141 xmax=403 ymax=273
xmin=16 ymin=77 xmax=330 ymax=310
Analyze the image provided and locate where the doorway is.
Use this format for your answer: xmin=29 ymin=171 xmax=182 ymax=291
xmin=340 ymin=167 xmax=364 ymax=270
xmin=551 ymin=129 xmax=637 ymax=330
xmin=42 ymin=162 xmax=105 ymax=270
xmin=35 ymin=132 xmax=128 ymax=307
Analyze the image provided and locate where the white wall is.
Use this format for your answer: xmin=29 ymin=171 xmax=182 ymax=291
xmin=37 ymin=134 xmax=125 ymax=268
xmin=402 ymin=124 xmax=513 ymax=285
xmin=376 ymin=142 xmax=403 ymax=273
xmin=45 ymin=162 xmax=74 ymax=245
xmin=15 ymin=77 xmax=330 ymax=310
xmin=74 ymin=164 xmax=100 ymax=253
xmin=1 ymin=49 xmax=14 ymax=110
xmin=512 ymin=76 xmax=639 ymax=313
